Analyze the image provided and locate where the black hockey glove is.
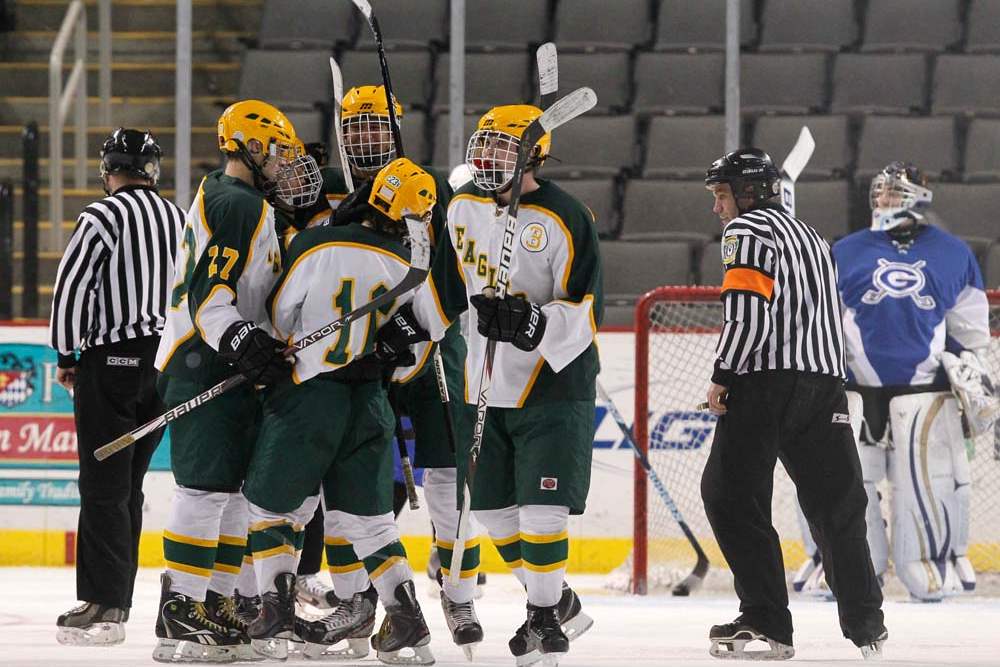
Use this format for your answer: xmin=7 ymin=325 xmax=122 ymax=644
xmin=332 ymin=180 xmax=375 ymax=227
xmin=469 ymin=293 xmax=547 ymax=352
xmin=218 ymin=321 xmax=292 ymax=386
xmin=374 ymin=303 xmax=429 ymax=365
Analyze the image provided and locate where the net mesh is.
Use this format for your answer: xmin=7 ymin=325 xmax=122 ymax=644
xmin=611 ymin=287 xmax=1000 ymax=594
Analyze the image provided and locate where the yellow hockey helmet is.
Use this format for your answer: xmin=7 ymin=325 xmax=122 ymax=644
xmin=369 ymin=157 xmax=437 ymax=223
xmin=217 ymin=99 xmax=299 ymax=160
xmin=340 ymin=85 xmax=404 ymax=173
xmin=465 ymin=104 xmax=551 ymax=191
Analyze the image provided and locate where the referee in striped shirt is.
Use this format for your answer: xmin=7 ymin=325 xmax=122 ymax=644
xmin=50 ymin=128 xmax=184 ymax=644
xmin=699 ymin=149 xmax=886 ymax=659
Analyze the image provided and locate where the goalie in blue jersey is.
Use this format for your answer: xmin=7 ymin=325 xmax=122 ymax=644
xmin=802 ymin=162 xmax=998 ymax=602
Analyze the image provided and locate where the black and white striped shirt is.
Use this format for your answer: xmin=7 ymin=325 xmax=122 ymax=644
xmin=50 ymin=185 xmax=184 ymax=356
xmin=712 ymin=203 xmax=845 ymax=385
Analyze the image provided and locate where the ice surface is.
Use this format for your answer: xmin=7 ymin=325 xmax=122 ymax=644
xmin=2 ymin=569 xmax=999 ymax=666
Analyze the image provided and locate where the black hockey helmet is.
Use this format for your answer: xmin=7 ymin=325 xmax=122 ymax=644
xmin=705 ymin=148 xmax=781 ymax=211
xmin=99 ymin=128 xmax=162 ymax=186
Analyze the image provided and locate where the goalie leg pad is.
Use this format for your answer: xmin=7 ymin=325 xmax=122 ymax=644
xmin=857 ymin=442 xmax=890 ymax=580
xmin=887 ymin=393 xmax=964 ymax=601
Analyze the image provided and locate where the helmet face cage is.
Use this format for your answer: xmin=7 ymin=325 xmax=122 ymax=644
xmin=342 ymin=113 xmax=396 ymax=173
xmin=869 ymin=164 xmax=932 ymax=232
xmin=466 ymin=129 xmax=521 ymax=191
xmin=275 ymin=154 xmax=323 ymax=209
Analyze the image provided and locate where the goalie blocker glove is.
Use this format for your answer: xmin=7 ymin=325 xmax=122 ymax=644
xmin=218 ymin=321 xmax=292 ymax=386
xmin=470 ymin=294 xmax=547 ymax=352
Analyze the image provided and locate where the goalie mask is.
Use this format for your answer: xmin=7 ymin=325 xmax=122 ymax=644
xmin=870 ymin=161 xmax=933 ymax=234
xmin=341 ymin=85 xmax=403 ymax=174
xmin=217 ymin=99 xmax=300 ymax=197
xmin=466 ymin=104 xmax=551 ymax=192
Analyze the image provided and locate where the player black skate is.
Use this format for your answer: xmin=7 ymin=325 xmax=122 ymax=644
xmin=298 ymin=584 xmax=377 ymax=659
xmin=155 ymin=574 xmax=244 ymax=663
xmin=296 ymin=573 xmax=340 ymax=609
xmin=859 ymin=629 xmax=888 ymax=660
xmin=56 ymin=602 xmax=126 ymax=646
xmin=203 ymin=589 xmax=256 ymax=661
xmin=248 ymin=572 xmax=298 ymax=660
xmin=708 ymin=617 xmax=794 ymax=660
xmin=509 ymin=603 xmax=569 ymax=667
xmin=440 ymin=590 xmax=483 ymax=661
xmin=557 ymin=582 xmax=593 ymax=641
xmin=371 ymin=580 xmax=434 ymax=665
xmin=234 ymin=588 xmax=261 ymax=625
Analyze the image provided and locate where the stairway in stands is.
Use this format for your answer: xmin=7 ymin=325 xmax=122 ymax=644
xmin=0 ymin=0 xmax=262 ymax=318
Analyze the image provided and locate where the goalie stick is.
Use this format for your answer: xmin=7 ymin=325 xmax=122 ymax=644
xmin=449 ymin=86 xmax=598 ymax=585
xmin=597 ymin=381 xmax=709 ymax=596
xmin=94 ymin=217 xmax=432 ymax=462
xmin=778 ymin=126 xmax=815 ymax=218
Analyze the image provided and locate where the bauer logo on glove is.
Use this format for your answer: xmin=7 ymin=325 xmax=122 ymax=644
xmin=469 ymin=293 xmax=548 ymax=352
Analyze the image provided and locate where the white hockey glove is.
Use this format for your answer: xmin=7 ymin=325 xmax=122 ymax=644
xmin=942 ymin=350 xmax=1000 ymax=437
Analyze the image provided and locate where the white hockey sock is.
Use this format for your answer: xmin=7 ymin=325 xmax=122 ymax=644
xmin=208 ymin=493 xmax=248 ymax=598
xmin=235 ymin=547 xmax=257 ymax=597
xmin=323 ymin=510 xmax=369 ymax=600
xmin=331 ymin=510 xmax=413 ymax=604
xmin=249 ymin=495 xmax=318 ymax=594
xmin=476 ymin=505 xmax=526 ymax=586
xmin=163 ymin=487 xmax=230 ymax=600
xmin=520 ymin=505 xmax=569 ymax=608
xmin=424 ymin=467 xmax=481 ymax=603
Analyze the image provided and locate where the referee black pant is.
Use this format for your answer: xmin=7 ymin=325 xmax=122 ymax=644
xmin=701 ymin=370 xmax=884 ymax=647
xmin=74 ymin=336 xmax=165 ymax=611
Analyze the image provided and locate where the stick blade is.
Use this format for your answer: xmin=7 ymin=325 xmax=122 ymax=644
xmin=350 ymin=0 xmax=373 ymax=19
xmin=94 ymin=433 xmax=135 ymax=461
xmin=537 ymin=87 xmax=597 ymax=134
xmin=536 ymin=42 xmax=558 ymax=98
xmin=780 ymin=126 xmax=815 ymax=184
xmin=329 ymin=57 xmax=344 ymax=104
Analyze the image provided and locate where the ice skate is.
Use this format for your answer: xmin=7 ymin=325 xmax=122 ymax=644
xmin=204 ymin=589 xmax=256 ymax=661
xmin=557 ymin=583 xmax=593 ymax=641
xmin=56 ymin=602 xmax=126 ymax=646
xmin=859 ymin=630 xmax=888 ymax=660
xmin=298 ymin=585 xmax=377 ymax=660
xmin=708 ymin=617 xmax=794 ymax=660
xmin=509 ymin=603 xmax=569 ymax=667
xmin=155 ymin=574 xmax=243 ymax=663
xmin=297 ymin=572 xmax=340 ymax=609
xmin=248 ymin=572 xmax=298 ymax=661
xmin=234 ymin=588 xmax=262 ymax=625
xmin=371 ymin=580 xmax=434 ymax=665
xmin=440 ymin=590 xmax=483 ymax=661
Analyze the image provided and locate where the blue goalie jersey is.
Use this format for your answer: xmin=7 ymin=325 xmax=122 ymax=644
xmin=832 ymin=225 xmax=989 ymax=387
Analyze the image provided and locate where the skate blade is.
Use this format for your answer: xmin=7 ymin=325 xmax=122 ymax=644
xmin=562 ymin=611 xmax=594 ymax=642
xmin=541 ymin=653 xmax=566 ymax=667
xmin=861 ymin=640 xmax=885 ymax=661
xmin=152 ymin=638 xmax=181 ymax=662
xmin=178 ymin=640 xmax=243 ymax=663
xmin=375 ymin=639 xmax=435 ymax=666
xmin=709 ymin=637 xmax=794 ymax=660
xmin=460 ymin=641 xmax=481 ymax=662
xmin=302 ymin=637 xmax=371 ymax=660
xmin=252 ymin=636 xmax=290 ymax=661
xmin=56 ymin=623 xmax=126 ymax=646
xmin=515 ymin=649 xmax=543 ymax=667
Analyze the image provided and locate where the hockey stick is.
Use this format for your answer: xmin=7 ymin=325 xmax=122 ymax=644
xmin=449 ymin=87 xmax=598 ymax=585
xmin=778 ymin=126 xmax=815 ymax=218
xmin=94 ymin=218 xmax=432 ymax=462
xmin=536 ymin=42 xmax=558 ymax=110
xmin=597 ymin=381 xmax=709 ymax=595
xmin=350 ymin=0 xmax=404 ymax=157
xmin=328 ymin=56 xmax=355 ymax=193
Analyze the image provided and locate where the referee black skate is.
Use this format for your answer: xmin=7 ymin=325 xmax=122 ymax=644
xmin=700 ymin=149 xmax=886 ymax=660
xmin=50 ymin=128 xmax=184 ymax=646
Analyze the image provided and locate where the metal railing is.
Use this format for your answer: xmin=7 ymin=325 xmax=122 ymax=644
xmin=49 ymin=0 xmax=112 ymax=251
xmin=22 ymin=122 xmax=41 ymax=319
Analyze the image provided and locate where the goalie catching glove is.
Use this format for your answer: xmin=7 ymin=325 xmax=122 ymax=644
xmin=942 ymin=350 xmax=1000 ymax=437
xmin=470 ymin=293 xmax=547 ymax=352
xmin=374 ymin=303 xmax=429 ymax=368
xmin=218 ymin=321 xmax=293 ymax=386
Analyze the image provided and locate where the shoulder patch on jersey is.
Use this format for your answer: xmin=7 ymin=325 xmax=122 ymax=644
xmin=722 ymin=235 xmax=739 ymax=265
xmin=520 ymin=222 xmax=548 ymax=253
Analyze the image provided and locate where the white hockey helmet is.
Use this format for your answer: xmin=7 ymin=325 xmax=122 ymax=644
xmin=869 ymin=161 xmax=933 ymax=232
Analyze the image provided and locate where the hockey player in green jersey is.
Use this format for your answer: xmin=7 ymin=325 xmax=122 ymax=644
xmin=151 ymin=99 xmax=311 ymax=662
xmin=377 ymin=104 xmax=602 ymax=667
xmin=298 ymin=83 xmax=486 ymax=660
xmin=243 ymin=157 xmax=438 ymax=665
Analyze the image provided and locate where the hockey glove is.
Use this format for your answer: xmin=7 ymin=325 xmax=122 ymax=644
xmin=375 ymin=303 xmax=429 ymax=365
xmin=218 ymin=321 xmax=292 ymax=386
xmin=469 ymin=293 xmax=547 ymax=352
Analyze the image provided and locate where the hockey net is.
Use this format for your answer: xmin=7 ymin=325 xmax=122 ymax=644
xmin=613 ymin=286 xmax=1000 ymax=595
